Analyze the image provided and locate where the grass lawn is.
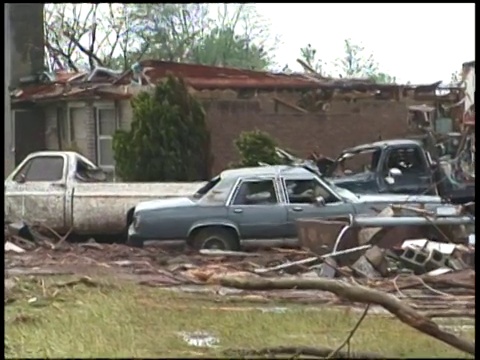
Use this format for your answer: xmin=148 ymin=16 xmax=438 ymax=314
xmin=4 ymin=276 xmax=474 ymax=358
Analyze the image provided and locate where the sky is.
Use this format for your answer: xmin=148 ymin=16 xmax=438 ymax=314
xmin=254 ymin=3 xmax=475 ymax=84
xmin=45 ymin=3 xmax=475 ymax=85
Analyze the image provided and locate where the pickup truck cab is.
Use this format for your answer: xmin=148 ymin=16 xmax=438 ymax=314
xmin=5 ymin=151 xmax=204 ymax=238
xmin=327 ymin=139 xmax=438 ymax=195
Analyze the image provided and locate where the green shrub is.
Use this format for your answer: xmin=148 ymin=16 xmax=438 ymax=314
xmin=112 ymin=74 xmax=212 ymax=181
xmin=233 ymin=129 xmax=283 ymax=168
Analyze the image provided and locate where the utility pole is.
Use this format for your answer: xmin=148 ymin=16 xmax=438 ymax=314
xmin=4 ymin=3 xmax=15 ymax=177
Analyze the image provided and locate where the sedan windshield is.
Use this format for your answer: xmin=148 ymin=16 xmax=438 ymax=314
xmin=193 ymin=176 xmax=220 ymax=199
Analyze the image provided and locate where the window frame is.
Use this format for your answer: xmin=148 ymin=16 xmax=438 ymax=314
xmin=66 ymin=102 xmax=87 ymax=145
xmin=281 ymin=176 xmax=342 ymax=205
xmin=94 ymin=105 xmax=117 ymax=171
xmin=227 ymin=177 xmax=280 ymax=206
xmin=383 ymin=146 xmax=427 ymax=174
xmin=12 ymin=155 xmax=66 ymax=183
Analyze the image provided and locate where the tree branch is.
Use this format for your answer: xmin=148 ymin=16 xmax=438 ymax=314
xmin=327 ymin=304 xmax=370 ymax=358
xmin=225 ymin=345 xmax=385 ymax=359
xmin=63 ymin=31 xmax=104 ymax=68
xmin=219 ymin=276 xmax=475 ymax=356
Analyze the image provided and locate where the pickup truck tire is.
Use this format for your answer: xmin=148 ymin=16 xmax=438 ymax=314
xmin=191 ymin=227 xmax=240 ymax=251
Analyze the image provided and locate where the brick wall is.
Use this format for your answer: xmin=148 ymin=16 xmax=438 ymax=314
xmin=43 ymin=102 xmax=98 ymax=162
xmin=205 ymin=99 xmax=416 ymax=175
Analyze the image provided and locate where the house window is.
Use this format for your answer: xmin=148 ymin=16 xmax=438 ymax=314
xmin=95 ymin=107 xmax=117 ymax=168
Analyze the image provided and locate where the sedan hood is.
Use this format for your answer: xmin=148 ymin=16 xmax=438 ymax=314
xmin=135 ymin=197 xmax=196 ymax=213
xmin=357 ymin=194 xmax=442 ymax=204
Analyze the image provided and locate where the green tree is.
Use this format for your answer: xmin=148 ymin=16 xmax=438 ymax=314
xmin=299 ymin=44 xmax=327 ymax=76
xmin=336 ymin=39 xmax=396 ymax=83
xmin=297 ymin=39 xmax=396 ymax=84
xmin=190 ymin=27 xmax=270 ymax=69
xmin=131 ymin=4 xmax=274 ymax=70
xmin=233 ymin=130 xmax=282 ymax=168
xmin=112 ymin=74 xmax=212 ymax=182
xmin=45 ymin=4 xmax=276 ymax=71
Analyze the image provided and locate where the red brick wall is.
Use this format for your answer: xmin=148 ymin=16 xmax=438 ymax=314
xmin=205 ymin=99 xmax=414 ymax=175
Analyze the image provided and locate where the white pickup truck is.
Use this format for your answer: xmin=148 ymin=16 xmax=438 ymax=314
xmin=4 ymin=151 xmax=205 ymax=239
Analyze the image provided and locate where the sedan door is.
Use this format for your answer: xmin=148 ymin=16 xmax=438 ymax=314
xmin=227 ymin=178 xmax=287 ymax=239
xmin=282 ymin=178 xmax=356 ymax=238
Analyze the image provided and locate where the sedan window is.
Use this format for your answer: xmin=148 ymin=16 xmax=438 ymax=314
xmin=285 ymin=178 xmax=339 ymax=204
xmin=232 ymin=179 xmax=278 ymax=205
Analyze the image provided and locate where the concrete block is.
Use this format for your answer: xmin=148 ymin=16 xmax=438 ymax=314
xmin=446 ymin=258 xmax=468 ymax=271
xmin=318 ymin=257 xmax=337 ymax=278
xmin=364 ymin=245 xmax=389 ymax=276
xmin=351 ymin=255 xmax=381 ymax=278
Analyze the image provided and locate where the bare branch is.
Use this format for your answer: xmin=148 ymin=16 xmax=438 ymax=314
xmin=219 ymin=276 xmax=475 ymax=356
xmin=63 ymin=31 xmax=104 ymax=68
xmin=327 ymin=304 xmax=370 ymax=358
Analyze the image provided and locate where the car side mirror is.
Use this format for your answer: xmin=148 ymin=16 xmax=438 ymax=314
xmin=388 ymin=168 xmax=402 ymax=177
xmin=15 ymin=174 xmax=26 ymax=184
xmin=385 ymin=168 xmax=402 ymax=185
xmin=314 ymin=196 xmax=326 ymax=206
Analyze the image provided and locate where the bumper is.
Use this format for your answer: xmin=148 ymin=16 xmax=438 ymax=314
xmin=127 ymin=224 xmax=145 ymax=246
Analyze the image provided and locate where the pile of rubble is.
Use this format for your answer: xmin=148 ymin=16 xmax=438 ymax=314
xmin=4 ymin=204 xmax=475 ymax=305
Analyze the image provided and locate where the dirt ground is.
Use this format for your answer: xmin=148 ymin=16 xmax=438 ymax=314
xmin=5 ymin=240 xmax=476 ymax=312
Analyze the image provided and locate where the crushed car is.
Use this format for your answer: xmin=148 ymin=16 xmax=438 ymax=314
xmin=127 ymin=164 xmax=446 ymax=250
xmin=275 ymin=132 xmax=474 ymax=204
xmin=326 ymin=139 xmax=437 ymax=195
xmin=4 ymin=151 xmax=204 ymax=239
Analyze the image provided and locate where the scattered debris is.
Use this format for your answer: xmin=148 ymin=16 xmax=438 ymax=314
xmin=199 ymin=249 xmax=260 ymax=257
xmin=218 ymin=276 xmax=475 ymax=356
xmin=177 ymin=331 xmax=219 ymax=348
xmin=5 ymin=242 xmax=26 ymax=253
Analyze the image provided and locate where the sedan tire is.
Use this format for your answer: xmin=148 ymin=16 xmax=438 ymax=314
xmin=192 ymin=227 xmax=240 ymax=251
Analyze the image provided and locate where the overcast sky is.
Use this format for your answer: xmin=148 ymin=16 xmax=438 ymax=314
xmin=255 ymin=3 xmax=475 ymax=84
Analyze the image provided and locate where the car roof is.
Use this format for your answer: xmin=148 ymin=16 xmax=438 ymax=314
xmin=342 ymin=139 xmax=423 ymax=154
xmin=220 ymin=165 xmax=313 ymax=180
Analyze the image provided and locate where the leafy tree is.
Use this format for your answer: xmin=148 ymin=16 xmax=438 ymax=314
xmin=112 ymin=74 xmax=212 ymax=182
xmin=297 ymin=39 xmax=396 ymax=84
xmin=44 ymin=3 xmax=275 ymax=71
xmin=299 ymin=44 xmax=327 ymax=76
xmin=336 ymin=39 xmax=396 ymax=83
xmin=233 ymin=130 xmax=282 ymax=168
xmin=190 ymin=27 xmax=270 ymax=69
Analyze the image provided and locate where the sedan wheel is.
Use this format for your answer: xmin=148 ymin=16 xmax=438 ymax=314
xmin=192 ymin=227 xmax=240 ymax=251
xmin=202 ymin=237 xmax=227 ymax=250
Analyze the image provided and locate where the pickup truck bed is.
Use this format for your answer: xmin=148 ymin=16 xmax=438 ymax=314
xmin=5 ymin=151 xmax=205 ymax=237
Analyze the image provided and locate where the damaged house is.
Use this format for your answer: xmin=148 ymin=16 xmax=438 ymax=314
xmin=10 ymin=60 xmax=467 ymax=176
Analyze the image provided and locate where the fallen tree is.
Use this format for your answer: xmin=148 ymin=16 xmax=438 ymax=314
xmin=225 ymin=345 xmax=385 ymax=359
xmin=219 ymin=276 xmax=475 ymax=356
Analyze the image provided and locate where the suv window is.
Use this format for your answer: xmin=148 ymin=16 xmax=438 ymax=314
xmin=285 ymin=178 xmax=338 ymax=204
xmin=232 ymin=179 xmax=278 ymax=205
xmin=14 ymin=156 xmax=64 ymax=182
